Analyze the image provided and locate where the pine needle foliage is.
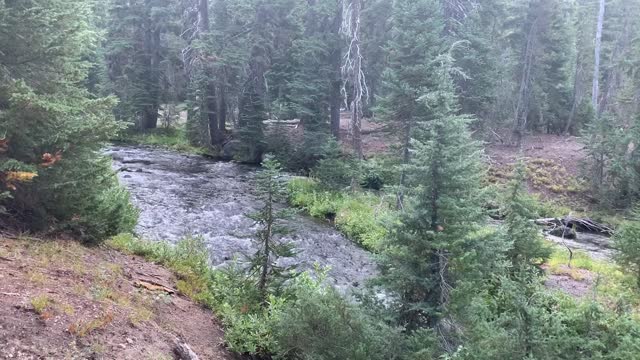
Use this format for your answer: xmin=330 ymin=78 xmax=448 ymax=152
xmin=0 ymin=0 xmax=136 ymax=241
xmin=376 ymin=62 xmax=486 ymax=331
xmin=248 ymin=155 xmax=297 ymax=302
xmin=503 ymin=161 xmax=552 ymax=271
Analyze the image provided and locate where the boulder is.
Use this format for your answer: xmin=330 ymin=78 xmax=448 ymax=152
xmin=221 ymin=140 xmax=242 ymax=161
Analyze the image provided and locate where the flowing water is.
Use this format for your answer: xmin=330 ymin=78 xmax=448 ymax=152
xmin=108 ymin=145 xmax=376 ymax=291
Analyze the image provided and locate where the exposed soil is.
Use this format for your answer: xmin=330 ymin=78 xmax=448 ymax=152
xmin=0 ymin=236 xmax=233 ymax=360
xmin=339 ymin=113 xmax=590 ymax=208
xmin=543 ymin=264 xmax=596 ymax=298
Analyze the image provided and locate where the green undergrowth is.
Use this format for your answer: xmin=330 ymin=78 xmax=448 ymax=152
xmin=546 ymin=244 xmax=640 ymax=308
xmin=288 ymin=178 xmax=393 ymax=251
xmin=107 ymin=233 xmax=403 ymax=359
xmin=117 ymin=127 xmax=208 ymax=155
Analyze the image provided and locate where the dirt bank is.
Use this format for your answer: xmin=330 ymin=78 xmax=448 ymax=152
xmin=0 ymin=236 xmax=232 ymax=360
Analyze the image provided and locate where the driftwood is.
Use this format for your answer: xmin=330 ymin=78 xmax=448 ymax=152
xmin=133 ymin=280 xmax=176 ymax=294
xmin=535 ymin=216 xmax=614 ymax=236
xmin=174 ymin=340 xmax=200 ymax=360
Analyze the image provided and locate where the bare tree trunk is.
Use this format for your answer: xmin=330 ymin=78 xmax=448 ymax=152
xmin=396 ymin=121 xmax=411 ymax=210
xmin=564 ymin=62 xmax=583 ymax=135
xmin=141 ymin=1 xmax=161 ymax=130
xmin=592 ymin=0 xmax=605 ymax=114
xmin=513 ymin=18 xmax=538 ymax=148
xmin=342 ymin=0 xmax=366 ymax=160
xmin=330 ymin=4 xmax=343 ymax=139
xmin=199 ymin=0 xmax=218 ymax=148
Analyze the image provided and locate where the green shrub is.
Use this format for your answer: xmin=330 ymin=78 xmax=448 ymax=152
xmin=336 ymin=197 xmax=389 ymax=250
xmin=274 ymin=284 xmax=406 ymax=360
xmin=118 ymin=126 xmax=206 ymax=155
xmin=0 ymin=2 xmax=136 ymax=243
xmin=614 ymin=218 xmax=640 ymax=289
xmin=288 ymin=178 xmax=391 ymax=251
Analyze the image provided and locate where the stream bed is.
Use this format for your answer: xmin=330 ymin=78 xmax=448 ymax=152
xmin=108 ymin=146 xmax=376 ymax=291
xmin=108 ymin=145 xmax=615 ymax=293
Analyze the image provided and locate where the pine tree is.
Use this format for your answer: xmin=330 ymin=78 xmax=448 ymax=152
xmin=376 ymin=60 xmax=485 ymax=332
xmin=375 ymin=0 xmax=446 ymax=208
xmin=103 ymin=0 xmax=175 ymax=129
xmin=503 ymin=161 xmax=552 ymax=271
xmin=0 ymin=0 xmax=136 ymax=240
xmin=248 ymin=155 xmax=296 ymax=302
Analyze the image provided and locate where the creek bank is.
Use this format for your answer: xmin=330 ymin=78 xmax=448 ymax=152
xmin=108 ymin=145 xmax=376 ymax=292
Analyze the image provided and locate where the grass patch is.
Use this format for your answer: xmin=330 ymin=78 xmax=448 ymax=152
xmin=68 ymin=311 xmax=114 ymax=337
xmin=288 ymin=177 xmax=393 ymax=251
xmin=547 ymin=244 xmax=639 ymax=307
xmin=30 ymin=294 xmax=52 ymax=314
xmin=118 ymin=127 xmax=208 ymax=155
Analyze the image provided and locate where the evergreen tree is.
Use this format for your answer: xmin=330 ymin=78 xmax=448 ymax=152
xmin=376 ymin=60 xmax=485 ymax=332
xmin=103 ymin=0 xmax=175 ymax=129
xmin=503 ymin=161 xmax=552 ymax=271
xmin=0 ymin=0 xmax=136 ymax=240
xmin=248 ymin=155 xmax=296 ymax=302
xmin=614 ymin=213 xmax=640 ymax=288
xmin=375 ymin=0 xmax=446 ymax=208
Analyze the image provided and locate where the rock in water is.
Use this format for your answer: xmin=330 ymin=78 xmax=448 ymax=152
xmin=548 ymin=225 xmax=577 ymax=239
xmin=222 ymin=140 xmax=242 ymax=161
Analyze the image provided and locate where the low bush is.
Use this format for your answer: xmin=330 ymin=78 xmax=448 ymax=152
xmin=288 ymin=178 xmax=391 ymax=251
xmin=117 ymin=126 xmax=207 ymax=155
xmin=108 ymin=234 xmax=400 ymax=359
xmin=274 ymin=284 xmax=407 ymax=360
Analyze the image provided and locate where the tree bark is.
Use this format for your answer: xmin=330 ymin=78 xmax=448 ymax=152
xmin=564 ymin=61 xmax=583 ymax=135
xmin=141 ymin=1 xmax=161 ymax=130
xmin=592 ymin=0 xmax=605 ymax=114
xmin=396 ymin=121 xmax=411 ymax=210
xmin=199 ymin=0 xmax=223 ymax=149
xmin=513 ymin=17 xmax=538 ymax=148
xmin=343 ymin=0 xmax=364 ymax=159
xmin=329 ymin=3 xmax=342 ymax=139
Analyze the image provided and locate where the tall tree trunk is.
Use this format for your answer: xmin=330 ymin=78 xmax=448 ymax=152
xmin=141 ymin=1 xmax=161 ymax=130
xmin=564 ymin=62 xmax=583 ymax=135
xmin=330 ymin=3 xmax=343 ymax=139
xmin=199 ymin=0 xmax=222 ymax=149
xmin=513 ymin=18 xmax=538 ymax=148
xmin=396 ymin=121 xmax=411 ymax=210
xmin=342 ymin=0 xmax=365 ymax=159
xmin=592 ymin=0 xmax=605 ymax=114
xmin=217 ymin=88 xmax=227 ymax=144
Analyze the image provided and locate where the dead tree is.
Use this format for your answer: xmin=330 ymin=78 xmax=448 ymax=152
xmin=341 ymin=0 xmax=368 ymax=160
xmin=512 ymin=17 xmax=539 ymax=149
xmin=591 ymin=0 xmax=605 ymax=114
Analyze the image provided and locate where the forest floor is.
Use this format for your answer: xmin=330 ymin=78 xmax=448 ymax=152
xmin=0 ymin=236 xmax=232 ymax=360
xmin=340 ymin=113 xmax=591 ymax=211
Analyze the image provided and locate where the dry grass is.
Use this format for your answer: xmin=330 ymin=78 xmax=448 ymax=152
xmin=0 ymin=236 xmax=232 ymax=359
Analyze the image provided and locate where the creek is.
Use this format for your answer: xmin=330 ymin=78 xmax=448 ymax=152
xmin=108 ymin=145 xmax=376 ymax=292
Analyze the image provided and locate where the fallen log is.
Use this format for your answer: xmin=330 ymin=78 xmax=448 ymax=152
xmin=534 ymin=217 xmax=614 ymax=236
xmin=133 ymin=280 xmax=176 ymax=294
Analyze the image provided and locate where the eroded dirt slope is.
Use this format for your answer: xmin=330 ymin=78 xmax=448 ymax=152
xmin=0 ymin=237 xmax=232 ymax=360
